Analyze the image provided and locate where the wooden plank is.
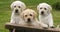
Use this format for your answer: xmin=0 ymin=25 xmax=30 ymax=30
xmin=5 ymin=23 xmax=60 ymax=32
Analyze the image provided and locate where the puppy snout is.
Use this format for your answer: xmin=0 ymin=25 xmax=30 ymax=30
xmin=41 ymin=11 xmax=44 ymax=14
xmin=15 ymin=9 xmax=18 ymax=13
xmin=27 ymin=18 xmax=31 ymax=22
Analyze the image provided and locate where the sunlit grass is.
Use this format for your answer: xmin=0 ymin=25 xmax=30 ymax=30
xmin=0 ymin=0 xmax=60 ymax=32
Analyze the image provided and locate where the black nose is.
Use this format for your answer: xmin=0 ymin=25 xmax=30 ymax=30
xmin=15 ymin=9 xmax=18 ymax=13
xmin=41 ymin=11 xmax=44 ymax=14
xmin=27 ymin=18 xmax=31 ymax=22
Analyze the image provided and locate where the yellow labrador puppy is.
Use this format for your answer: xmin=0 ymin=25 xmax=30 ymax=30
xmin=20 ymin=9 xmax=40 ymax=27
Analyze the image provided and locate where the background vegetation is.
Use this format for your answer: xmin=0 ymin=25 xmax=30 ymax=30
xmin=0 ymin=0 xmax=60 ymax=32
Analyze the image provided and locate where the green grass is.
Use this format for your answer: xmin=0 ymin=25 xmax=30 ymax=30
xmin=0 ymin=0 xmax=60 ymax=32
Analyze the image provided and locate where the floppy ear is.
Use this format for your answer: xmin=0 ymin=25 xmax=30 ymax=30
xmin=49 ymin=5 xmax=52 ymax=11
xmin=47 ymin=5 xmax=52 ymax=14
xmin=10 ymin=2 xmax=15 ymax=11
xmin=21 ymin=3 xmax=26 ymax=11
xmin=37 ymin=5 xmax=39 ymax=11
xmin=33 ymin=11 xmax=37 ymax=19
xmin=20 ymin=12 xmax=24 ymax=19
xmin=10 ymin=2 xmax=14 ymax=9
xmin=10 ymin=3 xmax=12 ymax=9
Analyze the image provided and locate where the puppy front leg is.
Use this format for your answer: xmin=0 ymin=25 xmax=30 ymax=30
xmin=10 ymin=19 xmax=15 ymax=24
xmin=49 ymin=20 xmax=54 ymax=28
xmin=39 ymin=22 xmax=48 ymax=29
xmin=10 ymin=17 xmax=15 ymax=24
xmin=48 ymin=18 xmax=54 ymax=28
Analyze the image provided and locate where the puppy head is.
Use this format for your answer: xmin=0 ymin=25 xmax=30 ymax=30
xmin=21 ymin=9 xmax=37 ymax=23
xmin=37 ymin=3 xmax=52 ymax=15
xmin=10 ymin=1 xmax=26 ymax=14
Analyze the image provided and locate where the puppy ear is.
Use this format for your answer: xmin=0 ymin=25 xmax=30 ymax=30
xmin=33 ymin=11 xmax=37 ymax=19
xmin=37 ymin=5 xmax=39 ymax=11
xmin=20 ymin=12 xmax=24 ymax=19
xmin=47 ymin=5 xmax=52 ymax=14
xmin=10 ymin=2 xmax=14 ymax=9
xmin=21 ymin=3 xmax=26 ymax=11
xmin=10 ymin=2 xmax=14 ymax=11
xmin=49 ymin=5 xmax=52 ymax=11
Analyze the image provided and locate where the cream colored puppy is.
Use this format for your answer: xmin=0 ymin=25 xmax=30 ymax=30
xmin=10 ymin=1 xmax=26 ymax=24
xmin=20 ymin=9 xmax=40 ymax=27
xmin=37 ymin=3 xmax=54 ymax=28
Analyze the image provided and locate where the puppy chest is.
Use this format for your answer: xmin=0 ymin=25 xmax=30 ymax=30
xmin=14 ymin=16 xmax=21 ymax=23
xmin=41 ymin=17 xmax=49 ymax=24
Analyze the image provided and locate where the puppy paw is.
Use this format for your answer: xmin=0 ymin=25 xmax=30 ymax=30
xmin=42 ymin=27 xmax=48 ymax=29
xmin=50 ymin=26 xmax=55 ymax=28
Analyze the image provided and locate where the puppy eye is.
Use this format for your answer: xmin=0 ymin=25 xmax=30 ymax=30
xmin=18 ymin=6 xmax=21 ymax=8
xmin=25 ymin=15 xmax=27 ymax=17
xmin=30 ymin=14 xmax=32 ymax=16
xmin=44 ymin=8 xmax=47 ymax=10
xmin=14 ymin=6 xmax=16 ymax=7
xmin=40 ymin=8 xmax=42 ymax=9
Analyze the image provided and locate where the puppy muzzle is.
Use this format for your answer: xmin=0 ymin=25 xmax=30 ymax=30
xmin=27 ymin=18 xmax=31 ymax=23
xmin=15 ymin=9 xmax=18 ymax=13
xmin=41 ymin=11 xmax=44 ymax=15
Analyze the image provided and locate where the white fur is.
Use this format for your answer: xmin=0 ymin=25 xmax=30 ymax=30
xmin=10 ymin=1 xmax=26 ymax=24
xmin=37 ymin=3 xmax=54 ymax=27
